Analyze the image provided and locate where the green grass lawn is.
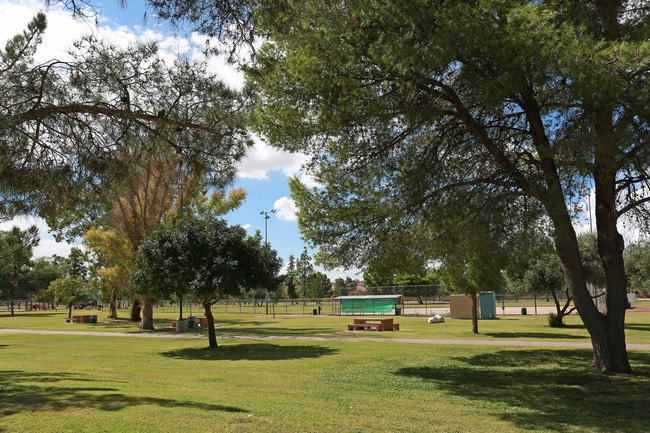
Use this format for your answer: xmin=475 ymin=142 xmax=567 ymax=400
xmin=1 ymin=308 xmax=650 ymax=432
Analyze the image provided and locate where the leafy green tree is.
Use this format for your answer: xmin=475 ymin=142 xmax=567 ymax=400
xmin=284 ymin=255 xmax=299 ymax=299
xmin=436 ymin=204 xmax=510 ymax=334
xmin=625 ymin=242 xmax=650 ymax=296
xmin=131 ymin=217 xmax=282 ymax=347
xmin=522 ymin=252 xmax=573 ymax=327
xmin=22 ymin=256 xmax=64 ymax=307
xmin=48 ymin=277 xmax=87 ymax=318
xmin=47 ymin=247 xmax=90 ymax=318
xmin=0 ymin=225 xmax=40 ymax=315
xmin=83 ymin=228 xmax=133 ymax=319
xmin=296 ymin=247 xmax=314 ymax=297
xmin=305 ymin=272 xmax=332 ymax=298
xmin=239 ymin=0 xmax=650 ymax=372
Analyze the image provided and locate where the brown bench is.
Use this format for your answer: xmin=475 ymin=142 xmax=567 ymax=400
xmin=348 ymin=318 xmax=400 ymax=332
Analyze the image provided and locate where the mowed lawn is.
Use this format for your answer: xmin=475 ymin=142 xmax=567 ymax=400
xmin=1 ymin=309 xmax=650 ymax=432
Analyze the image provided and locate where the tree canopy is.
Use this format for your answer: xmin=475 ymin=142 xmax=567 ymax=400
xmin=1 ymin=13 xmax=252 ymax=237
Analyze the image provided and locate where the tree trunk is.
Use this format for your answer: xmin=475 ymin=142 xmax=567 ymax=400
xmin=589 ymin=146 xmax=630 ymax=372
xmin=108 ymin=290 xmax=118 ymax=319
xmin=470 ymin=293 xmax=479 ymax=334
xmin=203 ymin=301 xmax=218 ymax=349
xmin=140 ymin=296 xmax=155 ymax=330
xmin=130 ymin=297 xmax=142 ymax=322
xmin=68 ymin=302 xmax=73 ymax=319
xmin=551 ymin=206 xmax=630 ymax=373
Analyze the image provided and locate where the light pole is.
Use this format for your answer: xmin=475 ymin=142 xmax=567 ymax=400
xmin=581 ymin=187 xmax=593 ymax=233
xmin=260 ymin=209 xmax=276 ymax=314
xmin=260 ymin=208 xmax=276 ymax=245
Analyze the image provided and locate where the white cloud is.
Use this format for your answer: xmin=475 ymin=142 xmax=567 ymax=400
xmin=34 ymin=236 xmax=77 ymax=258
xmin=323 ymin=266 xmax=363 ymax=281
xmin=0 ymin=215 xmax=44 ymax=232
xmin=0 ymin=215 xmax=79 ymax=258
xmin=273 ymin=196 xmax=298 ymax=222
xmin=237 ymin=136 xmax=308 ymax=180
xmin=296 ymin=171 xmax=322 ymax=189
xmin=1 ymin=1 xmax=90 ymax=63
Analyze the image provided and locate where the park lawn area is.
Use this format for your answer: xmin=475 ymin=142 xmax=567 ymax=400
xmin=3 ymin=308 xmax=650 ymax=344
xmin=1 ymin=330 xmax=650 ymax=433
xmin=1 ymin=310 xmax=650 ymax=432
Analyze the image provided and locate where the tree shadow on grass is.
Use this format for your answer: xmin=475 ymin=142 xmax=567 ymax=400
xmin=0 ymin=312 xmax=61 ymax=318
xmin=0 ymin=370 xmax=246 ymax=416
xmin=395 ymin=349 xmax=650 ymax=432
xmin=625 ymin=323 xmax=650 ymax=332
xmin=214 ymin=326 xmax=337 ymax=337
xmin=484 ymin=331 xmax=589 ymax=340
xmin=161 ymin=343 xmax=339 ymax=361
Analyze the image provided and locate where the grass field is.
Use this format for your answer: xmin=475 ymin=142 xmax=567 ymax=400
xmin=1 ymin=307 xmax=650 ymax=432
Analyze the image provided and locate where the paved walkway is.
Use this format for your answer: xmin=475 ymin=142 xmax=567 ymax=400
xmin=3 ymin=328 xmax=650 ymax=351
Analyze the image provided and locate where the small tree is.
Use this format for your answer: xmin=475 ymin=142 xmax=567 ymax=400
xmin=305 ymin=272 xmax=332 ymax=298
xmin=522 ymin=253 xmax=573 ymax=327
xmin=83 ymin=228 xmax=134 ymax=319
xmin=0 ymin=226 xmax=40 ymax=315
xmin=285 ymin=255 xmax=299 ymax=299
xmin=625 ymin=242 xmax=650 ymax=297
xmin=296 ymin=248 xmax=314 ymax=297
xmin=47 ymin=248 xmax=89 ymax=318
xmin=48 ymin=276 xmax=88 ymax=318
xmin=131 ymin=217 xmax=282 ymax=347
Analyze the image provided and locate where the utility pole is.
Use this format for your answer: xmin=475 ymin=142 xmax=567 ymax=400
xmin=260 ymin=209 xmax=276 ymax=314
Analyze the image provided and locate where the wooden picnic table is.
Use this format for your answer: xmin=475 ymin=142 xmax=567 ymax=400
xmin=348 ymin=317 xmax=400 ymax=331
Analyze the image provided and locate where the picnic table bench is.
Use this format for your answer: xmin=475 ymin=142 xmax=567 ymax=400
xmin=66 ymin=315 xmax=93 ymax=324
xmin=348 ymin=318 xmax=400 ymax=332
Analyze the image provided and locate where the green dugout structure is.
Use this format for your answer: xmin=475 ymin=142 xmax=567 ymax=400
xmin=333 ymin=295 xmax=404 ymax=315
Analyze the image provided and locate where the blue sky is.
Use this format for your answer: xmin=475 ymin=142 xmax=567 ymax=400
xmin=0 ymin=0 xmax=360 ymax=280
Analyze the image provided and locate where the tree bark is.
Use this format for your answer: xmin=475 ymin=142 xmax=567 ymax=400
xmin=108 ymin=290 xmax=118 ymax=319
xmin=203 ymin=301 xmax=218 ymax=349
xmin=471 ymin=293 xmax=479 ymax=335
xmin=130 ymin=297 xmax=142 ymax=322
xmin=550 ymin=200 xmax=630 ymax=373
xmin=588 ymin=136 xmax=630 ymax=372
xmin=511 ymin=74 xmax=630 ymax=372
xmin=140 ymin=295 xmax=155 ymax=330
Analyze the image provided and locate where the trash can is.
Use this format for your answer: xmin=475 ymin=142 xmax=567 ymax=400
xmin=521 ymin=307 xmax=527 ymax=315
xmin=187 ymin=316 xmax=196 ymax=329
xmin=90 ymin=315 xmax=97 ymax=324
xmin=395 ymin=308 xmax=402 ymax=316
xmin=312 ymin=308 xmax=318 ymax=315
xmin=176 ymin=319 xmax=187 ymax=332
